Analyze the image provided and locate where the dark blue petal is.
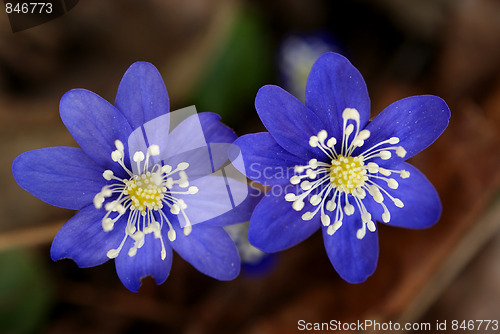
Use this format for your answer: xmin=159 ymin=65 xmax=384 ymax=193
xmin=233 ymin=132 xmax=306 ymax=186
xmin=248 ymin=189 xmax=321 ymax=252
xmin=322 ymin=214 xmax=379 ymax=283
xmin=362 ymin=95 xmax=450 ymax=160
xmin=50 ymin=204 xmax=124 ymax=267
xmin=204 ymin=185 xmax=263 ymax=226
xmin=59 ymin=89 xmax=133 ymax=170
xmin=199 ymin=112 xmax=237 ymax=144
xmin=114 ymin=62 xmax=170 ymax=130
xmin=255 ymin=85 xmax=325 ymax=159
xmin=305 ymin=52 xmax=371 ymax=139
xmin=114 ymin=233 xmax=173 ymax=292
xmin=12 ymin=147 xmax=103 ymax=210
xmin=368 ymin=162 xmax=442 ymax=229
xmin=170 ymin=224 xmax=240 ymax=280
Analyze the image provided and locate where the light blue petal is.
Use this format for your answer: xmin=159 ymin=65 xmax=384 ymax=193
xmin=305 ymin=52 xmax=371 ymax=140
xmin=170 ymin=224 xmax=240 ymax=280
xmin=322 ymin=214 xmax=379 ymax=283
xmin=114 ymin=62 xmax=170 ymax=130
xmin=12 ymin=147 xmax=103 ymax=210
xmin=50 ymin=204 xmax=124 ymax=267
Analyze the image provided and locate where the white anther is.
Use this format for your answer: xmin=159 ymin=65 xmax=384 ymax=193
xmin=93 ymin=194 xmax=104 ymax=209
xmin=400 ymin=170 xmax=410 ymax=179
xmin=111 ymin=150 xmax=123 ymax=162
xmin=326 ymin=200 xmax=336 ymax=211
xmin=308 ymin=158 xmax=318 ymax=169
xmin=356 ymin=227 xmax=366 ymax=240
xmin=301 ymin=212 xmax=314 ymax=221
xmin=161 ymin=165 xmax=172 ymax=174
xmin=361 ymin=212 xmax=372 ymax=223
xmin=170 ymin=204 xmax=180 ymax=214
xmin=107 ymin=249 xmax=120 ymax=259
xmin=393 ymin=198 xmax=404 ymax=208
xmin=309 ymin=135 xmax=319 ymax=147
xmin=327 ymin=221 xmax=342 ymax=235
xmin=177 ymin=162 xmax=189 ymax=170
xmin=367 ymin=221 xmax=376 ymax=232
xmin=388 ymin=137 xmax=400 ymax=144
xmin=102 ymin=218 xmax=114 ymax=231
xmin=387 ymin=178 xmax=399 ymax=189
xmin=285 ymin=193 xmax=296 ymax=201
xmin=321 ymin=214 xmax=330 ymax=226
xmin=102 ymin=170 xmax=114 ymax=181
xmin=326 ymin=137 xmax=337 ymax=147
xmin=114 ymin=140 xmax=124 ymax=152
xmin=301 ymin=180 xmax=312 ymax=190
xmin=292 ymin=200 xmax=305 ymax=211
xmin=183 ymin=225 xmax=192 ymax=236
xmin=133 ymin=151 xmax=145 ymax=162
xmin=367 ymin=162 xmax=379 ymax=174
xmin=379 ymin=151 xmax=391 ymax=160
xmin=372 ymin=190 xmax=384 ymax=203
xmin=342 ymin=108 xmax=360 ymax=121
xmin=188 ymin=186 xmax=198 ymax=194
xmin=345 ymin=124 xmax=354 ymax=137
xmin=317 ymin=130 xmax=328 ymax=142
xmin=396 ymin=146 xmax=407 ymax=158
xmin=358 ymin=129 xmax=370 ymax=140
xmin=310 ymin=195 xmax=321 ymax=206
xmin=382 ymin=210 xmax=390 ymax=223
xmin=378 ymin=168 xmax=391 ymax=176
xmin=148 ymin=145 xmax=160 ymax=156
xmin=168 ymin=229 xmax=176 ymax=242
xmin=344 ymin=203 xmax=355 ymax=215
xmin=290 ymin=176 xmax=301 ymax=185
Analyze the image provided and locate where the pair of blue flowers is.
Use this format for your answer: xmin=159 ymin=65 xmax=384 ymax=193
xmin=12 ymin=52 xmax=450 ymax=291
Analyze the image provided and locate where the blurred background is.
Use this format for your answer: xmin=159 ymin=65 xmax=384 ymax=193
xmin=1 ymin=0 xmax=500 ymax=333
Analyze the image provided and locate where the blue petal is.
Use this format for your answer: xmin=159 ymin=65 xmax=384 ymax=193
xmin=114 ymin=62 xmax=170 ymax=130
xmin=114 ymin=233 xmax=173 ymax=292
xmin=59 ymin=89 xmax=133 ymax=171
xmin=204 ymin=185 xmax=263 ymax=226
xmin=362 ymin=95 xmax=450 ymax=160
xmin=368 ymin=162 xmax=442 ymax=229
xmin=170 ymin=224 xmax=240 ymax=280
xmin=255 ymin=85 xmax=325 ymax=159
xmin=199 ymin=112 xmax=237 ymax=144
xmin=248 ymin=189 xmax=321 ymax=252
xmin=305 ymin=52 xmax=371 ymax=139
xmin=175 ymin=175 xmax=249 ymax=227
xmin=233 ymin=132 xmax=306 ymax=186
xmin=50 ymin=204 xmax=124 ymax=267
xmin=322 ymin=214 xmax=379 ymax=283
xmin=12 ymin=147 xmax=103 ymax=210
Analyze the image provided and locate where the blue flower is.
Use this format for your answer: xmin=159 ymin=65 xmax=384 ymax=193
xmin=12 ymin=62 xmax=253 ymax=292
xmin=234 ymin=52 xmax=450 ymax=283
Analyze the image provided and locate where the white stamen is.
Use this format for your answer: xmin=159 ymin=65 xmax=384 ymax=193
xmin=287 ymin=107 xmax=410 ymax=240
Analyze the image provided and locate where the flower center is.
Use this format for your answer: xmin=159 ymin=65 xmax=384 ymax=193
xmin=93 ymin=140 xmax=198 ymax=260
xmin=285 ymin=108 xmax=410 ymax=239
xmin=329 ymin=155 xmax=367 ymax=193
xmin=125 ymin=173 xmax=164 ymax=212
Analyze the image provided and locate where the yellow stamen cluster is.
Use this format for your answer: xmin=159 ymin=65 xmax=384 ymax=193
xmin=329 ymin=156 xmax=367 ymax=194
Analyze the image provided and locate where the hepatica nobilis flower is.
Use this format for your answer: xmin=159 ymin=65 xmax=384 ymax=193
xmin=234 ymin=52 xmax=450 ymax=283
xmin=12 ymin=62 xmax=252 ymax=291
